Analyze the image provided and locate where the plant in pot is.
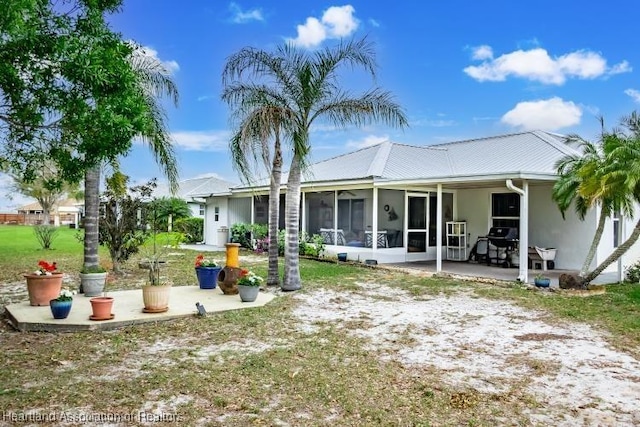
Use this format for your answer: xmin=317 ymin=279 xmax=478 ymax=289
xmin=79 ymin=265 xmax=108 ymax=297
xmin=236 ymin=269 xmax=263 ymax=302
xmin=194 ymin=254 xmax=221 ymax=289
xmin=50 ymin=288 xmax=76 ymax=319
xmin=534 ymin=273 xmax=551 ymax=288
xmin=24 ymin=260 xmax=63 ymax=306
xmin=141 ymin=253 xmax=172 ymax=313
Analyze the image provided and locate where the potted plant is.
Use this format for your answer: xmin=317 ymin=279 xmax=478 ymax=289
xmin=79 ymin=265 xmax=108 ymax=297
xmin=534 ymin=273 xmax=551 ymax=288
xmin=24 ymin=260 xmax=63 ymax=306
xmin=141 ymin=253 xmax=171 ymax=313
xmin=236 ymin=269 xmax=263 ymax=302
xmin=50 ymin=288 xmax=75 ymax=319
xmin=194 ymin=254 xmax=221 ymax=289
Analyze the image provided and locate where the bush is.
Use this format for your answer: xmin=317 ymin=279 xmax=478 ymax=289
xmin=231 ymin=223 xmax=269 ymax=249
xmin=230 ymin=223 xmax=252 ymax=249
xmin=625 ymin=261 xmax=640 ymax=283
xmin=174 ymin=217 xmax=203 ymax=243
xmin=276 ymin=230 xmax=325 ymax=257
xmin=33 ymin=225 xmax=59 ymax=249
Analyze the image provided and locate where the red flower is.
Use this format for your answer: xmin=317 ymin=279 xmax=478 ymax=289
xmin=240 ymin=269 xmax=249 ymax=277
xmin=195 ymin=254 xmax=204 ymax=267
xmin=38 ymin=260 xmax=57 ymax=272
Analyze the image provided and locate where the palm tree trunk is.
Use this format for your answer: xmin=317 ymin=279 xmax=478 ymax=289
xmin=83 ymin=165 xmax=101 ymax=270
xmin=582 ymin=217 xmax=640 ymax=285
xmin=580 ymin=207 xmax=608 ymax=277
xmin=282 ymin=154 xmax=302 ymax=291
xmin=267 ymin=135 xmax=282 ymax=287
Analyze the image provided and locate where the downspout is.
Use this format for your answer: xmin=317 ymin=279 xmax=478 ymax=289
xmin=506 ymin=179 xmax=528 ymax=283
xmin=436 ymin=184 xmax=443 ymax=273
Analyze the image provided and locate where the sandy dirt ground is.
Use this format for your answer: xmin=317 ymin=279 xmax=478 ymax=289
xmin=291 ymin=283 xmax=640 ymax=426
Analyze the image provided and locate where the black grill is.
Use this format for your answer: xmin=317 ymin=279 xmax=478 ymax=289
xmin=487 ymin=227 xmax=518 ymax=248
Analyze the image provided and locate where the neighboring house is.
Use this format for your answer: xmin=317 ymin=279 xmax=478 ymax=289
xmin=18 ymin=198 xmax=82 ymax=226
xmin=194 ymin=131 xmax=640 ymax=283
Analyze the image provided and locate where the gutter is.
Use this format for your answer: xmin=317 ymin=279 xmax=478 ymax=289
xmin=506 ymin=179 xmax=528 ymax=284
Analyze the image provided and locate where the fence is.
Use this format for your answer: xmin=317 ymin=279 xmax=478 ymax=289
xmin=0 ymin=213 xmax=26 ymax=225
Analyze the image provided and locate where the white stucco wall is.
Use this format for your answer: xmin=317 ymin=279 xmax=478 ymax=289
xmin=203 ymin=196 xmax=229 ymax=245
xmin=457 ymin=183 xmax=597 ymax=271
xmin=188 ymin=202 xmax=204 ymax=218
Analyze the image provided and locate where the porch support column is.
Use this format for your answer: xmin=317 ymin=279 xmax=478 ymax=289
xmin=436 ymin=184 xmax=443 ymax=272
xmin=372 ymin=187 xmax=379 ymax=250
xmin=333 ymin=190 xmax=338 ymax=244
xmin=301 ymin=191 xmax=306 ymax=234
xmin=250 ymin=196 xmax=255 ymax=224
xmin=506 ymin=179 xmax=528 ymax=283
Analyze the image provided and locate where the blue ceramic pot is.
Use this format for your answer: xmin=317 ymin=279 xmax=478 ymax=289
xmin=195 ymin=267 xmax=222 ymax=289
xmin=534 ymin=278 xmax=551 ymax=288
xmin=50 ymin=299 xmax=72 ymax=319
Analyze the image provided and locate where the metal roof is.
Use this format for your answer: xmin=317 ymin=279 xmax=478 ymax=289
xmin=230 ymin=130 xmax=581 ymax=192
xmin=155 ymin=176 xmax=238 ymax=199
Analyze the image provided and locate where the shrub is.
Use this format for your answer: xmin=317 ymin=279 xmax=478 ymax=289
xmin=33 ymin=225 xmax=59 ymax=249
xmin=230 ymin=223 xmax=252 ymax=249
xmin=625 ymin=261 xmax=640 ymax=283
xmin=174 ymin=217 xmax=203 ymax=243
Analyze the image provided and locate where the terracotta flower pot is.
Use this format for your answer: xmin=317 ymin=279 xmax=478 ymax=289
xmin=89 ymin=296 xmax=114 ymax=320
xmin=24 ymin=273 xmax=63 ymax=306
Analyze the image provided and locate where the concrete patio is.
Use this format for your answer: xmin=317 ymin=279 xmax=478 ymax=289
xmin=387 ymin=260 xmax=619 ymax=286
xmin=5 ymin=286 xmax=275 ymax=332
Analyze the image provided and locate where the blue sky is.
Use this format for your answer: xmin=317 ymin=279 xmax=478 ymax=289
xmin=2 ymin=0 xmax=639 ymax=210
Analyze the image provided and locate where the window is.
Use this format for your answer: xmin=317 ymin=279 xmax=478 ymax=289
xmin=214 ymin=206 xmax=219 ymax=222
xmin=613 ymin=211 xmax=621 ymax=247
xmin=199 ymin=204 xmax=205 ymax=216
xmin=491 ymin=193 xmax=520 ymax=231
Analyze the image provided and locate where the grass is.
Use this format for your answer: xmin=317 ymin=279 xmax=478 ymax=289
xmin=0 ymin=224 xmax=639 ymax=425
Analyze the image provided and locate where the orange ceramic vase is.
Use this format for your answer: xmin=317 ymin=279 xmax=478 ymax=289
xmin=225 ymin=243 xmax=241 ymax=268
xmin=24 ymin=273 xmax=63 ymax=306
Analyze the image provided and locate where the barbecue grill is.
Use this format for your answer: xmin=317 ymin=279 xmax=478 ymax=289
xmin=487 ymin=227 xmax=518 ymax=267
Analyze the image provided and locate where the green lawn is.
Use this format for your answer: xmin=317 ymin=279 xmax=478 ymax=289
xmin=0 ymin=224 xmax=639 ymax=425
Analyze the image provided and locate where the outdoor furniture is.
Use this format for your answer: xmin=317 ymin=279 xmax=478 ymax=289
xmin=319 ymin=228 xmax=346 ymax=245
xmin=528 ymin=246 xmax=557 ymax=270
xmin=365 ymin=230 xmax=388 ymax=248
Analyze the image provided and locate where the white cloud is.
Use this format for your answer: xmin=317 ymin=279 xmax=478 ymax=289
xmin=471 ymin=45 xmax=493 ymax=60
xmin=137 ymin=45 xmax=179 ymax=74
xmin=501 ymin=97 xmax=582 ymax=131
xmin=229 ymin=2 xmax=264 ymax=23
xmin=368 ymin=18 xmax=380 ymax=28
xmin=346 ymin=134 xmax=389 ymax=149
xmin=625 ymin=88 xmax=640 ymax=103
xmin=288 ymin=5 xmax=359 ymax=48
xmin=171 ymin=130 xmax=231 ymax=151
xmin=464 ymin=46 xmax=630 ymax=85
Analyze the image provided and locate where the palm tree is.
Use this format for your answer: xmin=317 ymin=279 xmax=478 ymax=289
xmin=82 ymin=44 xmax=179 ymax=273
xmin=552 ymin=122 xmax=626 ymax=278
xmin=226 ymin=106 xmax=289 ymax=287
xmin=580 ymin=112 xmax=640 ymax=284
xmin=222 ymin=37 xmax=408 ymax=291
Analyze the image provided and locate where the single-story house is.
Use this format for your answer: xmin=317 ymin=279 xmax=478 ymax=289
xmin=18 ymin=198 xmax=82 ymax=226
xmin=192 ymin=130 xmax=640 ymax=283
xmin=154 ymin=176 xmax=237 ymax=235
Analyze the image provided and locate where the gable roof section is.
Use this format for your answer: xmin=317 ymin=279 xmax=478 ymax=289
xmin=156 ymin=176 xmax=238 ymax=200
